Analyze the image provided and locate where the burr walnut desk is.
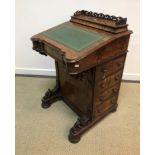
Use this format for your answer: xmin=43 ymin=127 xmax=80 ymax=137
xmin=31 ymin=10 xmax=132 ymax=143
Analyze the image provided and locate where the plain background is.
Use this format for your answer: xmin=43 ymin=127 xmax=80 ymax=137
xmin=15 ymin=0 xmax=140 ymax=80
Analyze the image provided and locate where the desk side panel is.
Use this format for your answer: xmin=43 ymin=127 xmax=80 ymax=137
xmin=58 ymin=61 xmax=94 ymax=118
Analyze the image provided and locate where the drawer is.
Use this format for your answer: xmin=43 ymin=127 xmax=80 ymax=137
xmin=108 ymin=70 xmax=123 ymax=88
xmin=95 ymin=61 xmax=113 ymax=81
xmin=96 ymin=70 xmax=123 ymax=94
xmin=95 ymin=55 xmax=126 ymax=81
xmin=96 ymin=78 xmax=110 ymax=92
xmin=94 ymin=96 xmax=117 ymax=118
xmin=113 ymin=55 xmax=126 ymax=73
xmin=95 ymin=83 xmax=120 ymax=106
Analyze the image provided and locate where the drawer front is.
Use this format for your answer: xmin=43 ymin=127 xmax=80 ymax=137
xmin=113 ymin=55 xmax=126 ymax=73
xmin=96 ymin=69 xmax=123 ymax=94
xmin=95 ymin=83 xmax=120 ymax=106
xmin=97 ymin=36 xmax=129 ymax=65
xmin=94 ymin=96 xmax=117 ymax=118
xmin=67 ymin=52 xmax=99 ymax=75
xmin=95 ymin=54 xmax=126 ymax=81
xmin=108 ymin=70 xmax=123 ymax=88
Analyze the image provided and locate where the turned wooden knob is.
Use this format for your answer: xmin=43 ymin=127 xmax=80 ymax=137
xmin=97 ymin=109 xmax=101 ymax=114
xmin=112 ymin=88 xmax=118 ymax=94
xmin=101 ymin=69 xmax=108 ymax=73
xmin=101 ymin=74 xmax=106 ymax=79
xmin=115 ymin=75 xmax=121 ymax=81
xmin=99 ymin=96 xmax=104 ymax=102
xmin=117 ymin=62 xmax=123 ymax=66
xmin=111 ymin=99 xmax=115 ymax=104
xmin=101 ymin=69 xmax=108 ymax=79
xmin=100 ymin=84 xmax=105 ymax=88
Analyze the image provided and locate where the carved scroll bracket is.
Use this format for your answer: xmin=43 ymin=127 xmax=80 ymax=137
xmin=68 ymin=116 xmax=90 ymax=143
xmin=32 ymin=40 xmax=47 ymax=56
xmin=41 ymin=85 xmax=62 ymax=108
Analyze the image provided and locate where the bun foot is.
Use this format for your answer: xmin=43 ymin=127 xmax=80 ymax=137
xmin=41 ymin=100 xmax=53 ymax=109
xmin=111 ymin=104 xmax=118 ymax=112
xmin=68 ymin=132 xmax=81 ymax=143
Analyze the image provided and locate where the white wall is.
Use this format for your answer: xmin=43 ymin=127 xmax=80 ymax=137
xmin=16 ymin=0 xmax=140 ymax=80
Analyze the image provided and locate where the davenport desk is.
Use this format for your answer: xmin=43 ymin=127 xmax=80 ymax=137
xmin=31 ymin=10 xmax=132 ymax=143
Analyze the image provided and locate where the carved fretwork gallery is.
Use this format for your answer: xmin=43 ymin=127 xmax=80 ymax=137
xmin=73 ymin=10 xmax=127 ymax=25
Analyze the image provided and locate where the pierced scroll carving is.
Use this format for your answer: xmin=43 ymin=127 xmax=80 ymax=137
xmin=73 ymin=10 xmax=127 ymax=25
xmin=32 ymin=40 xmax=47 ymax=56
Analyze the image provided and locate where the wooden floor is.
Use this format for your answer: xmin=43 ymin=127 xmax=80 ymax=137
xmin=16 ymin=76 xmax=140 ymax=155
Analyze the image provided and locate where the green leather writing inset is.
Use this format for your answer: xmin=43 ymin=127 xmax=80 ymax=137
xmin=43 ymin=25 xmax=103 ymax=52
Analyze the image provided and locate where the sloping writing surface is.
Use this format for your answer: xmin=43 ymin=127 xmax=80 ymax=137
xmin=43 ymin=24 xmax=103 ymax=52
